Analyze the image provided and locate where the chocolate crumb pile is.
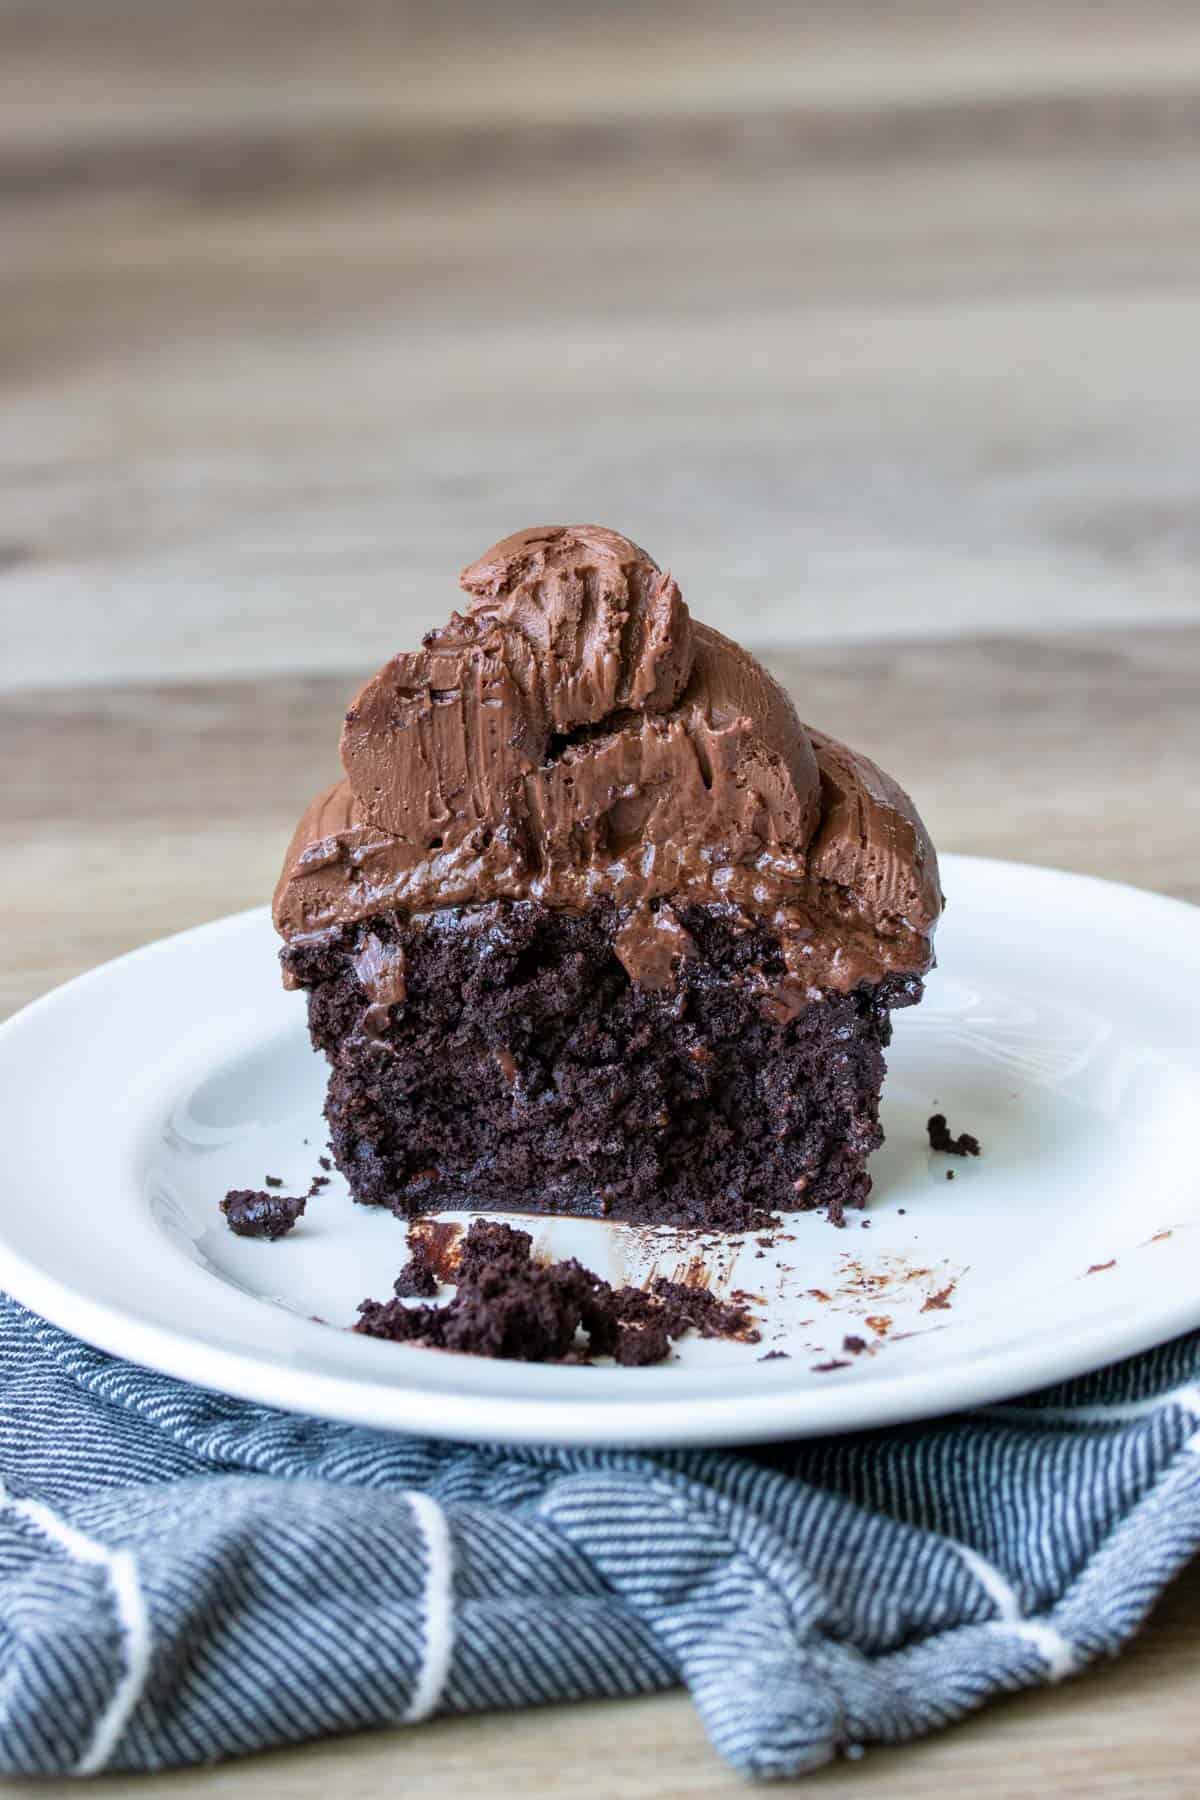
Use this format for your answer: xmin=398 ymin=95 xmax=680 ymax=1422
xmin=926 ymin=1113 xmax=982 ymax=1157
xmin=220 ymin=1188 xmax=307 ymax=1240
xmin=356 ymin=1219 xmax=759 ymax=1366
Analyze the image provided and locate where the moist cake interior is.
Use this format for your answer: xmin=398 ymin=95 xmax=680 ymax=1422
xmin=274 ymin=525 xmax=941 ymax=1229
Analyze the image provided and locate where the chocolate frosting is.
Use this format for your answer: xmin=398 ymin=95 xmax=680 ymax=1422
xmin=274 ymin=526 xmax=941 ymax=999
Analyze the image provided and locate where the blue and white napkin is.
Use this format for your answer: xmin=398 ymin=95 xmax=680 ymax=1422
xmin=2 ymin=1294 xmax=1199 ymax=1779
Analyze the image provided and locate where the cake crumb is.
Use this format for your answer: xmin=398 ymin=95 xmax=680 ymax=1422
xmin=921 ymin=1282 xmax=956 ymax=1312
xmin=357 ymin=1219 xmax=759 ymax=1365
xmin=262 ymin=1174 xmax=284 ymax=1189
xmin=758 ymin=1349 xmax=791 ymax=1362
xmin=927 ymin=1114 xmax=981 ymax=1157
xmin=842 ymin=1334 xmax=868 ymax=1355
xmin=221 ymin=1188 xmax=306 ymax=1240
xmin=319 ymin=1155 xmax=332 ymax=1172
xmin=811 ymin=1358 xmax=850 ymax=1373
xmin=393 ymin=1239 xmax=440 ymax=1298
xmin=1086 ymin=1260 xmax=1116 ymax=1275
xmin=616 ymin=1323 xmax=672 ymax=1366
xmin=946 ymin=1169 xmax=955 ymax=1181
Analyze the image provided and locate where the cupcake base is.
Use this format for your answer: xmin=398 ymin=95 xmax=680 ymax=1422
xmin=284 ymin=900 xmax=922 ymax=1233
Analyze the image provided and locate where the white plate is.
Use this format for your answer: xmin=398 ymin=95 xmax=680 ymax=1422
xmin=1 ymin=855 xmax=1197 ymax=1448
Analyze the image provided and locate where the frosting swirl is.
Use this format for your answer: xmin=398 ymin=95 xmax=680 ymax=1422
xmin=275 ymin=525 xmax=941 ymax=997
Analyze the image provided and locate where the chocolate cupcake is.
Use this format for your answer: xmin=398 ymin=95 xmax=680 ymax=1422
xmin=275 ymin=526 xmax=941 ymax=1230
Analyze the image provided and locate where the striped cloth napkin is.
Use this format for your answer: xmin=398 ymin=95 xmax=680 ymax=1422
xmin=2 ymin=1293 xmax=1199 ymax=1780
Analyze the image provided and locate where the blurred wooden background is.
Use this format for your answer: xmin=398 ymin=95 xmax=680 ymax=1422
xmin=3 ymin=0 xmax=1200 ymax=686
xmin=3 ymin=5 xmax=1200 ymax=1795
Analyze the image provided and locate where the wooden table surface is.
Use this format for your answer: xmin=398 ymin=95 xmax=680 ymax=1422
xmin=4 ymin=2 xmax=1200 ymax=1793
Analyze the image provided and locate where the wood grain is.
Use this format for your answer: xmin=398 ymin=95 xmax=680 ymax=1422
xmin=4 ymin=2 xmax=1200 ymax=688
xmin=7 ymin=1 xmax=1200 ymax=166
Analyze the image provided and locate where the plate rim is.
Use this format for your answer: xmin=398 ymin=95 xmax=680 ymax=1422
xmin=1 ymin=852 xmax=1198 ymax=1448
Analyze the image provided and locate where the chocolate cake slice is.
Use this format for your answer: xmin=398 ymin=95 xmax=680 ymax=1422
xmin=274 ymin=526 xmax=941 ymax=1230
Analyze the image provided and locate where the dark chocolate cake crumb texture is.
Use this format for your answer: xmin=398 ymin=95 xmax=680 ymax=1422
xmin=221 ymin=1188 xmax=307 ymax=1240
xmin=262 ymin=1174 xmax=284 ymax=1188
xmin=392 ymin=1240 xmax=440 ymax=1298
xmin=272 ymin=526 xmax=943 ymax=1233
xmin=356 ymin=1219 xmax=758 ymax=1365
xmin=294 ymin=902 xmax=916 ymax=1232
xmin=927 ymin=1114 xmax=982 ymax=1157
